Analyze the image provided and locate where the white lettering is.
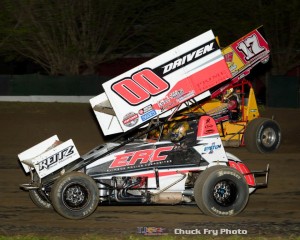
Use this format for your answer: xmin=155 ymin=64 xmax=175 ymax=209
xmin=203 ymin=229 xmax=218 ymax=236
xmin=237 ymin=34 xmax=264 ymax=61
xmin=181 ymin=55 xmax=187 ymax=65
xmin=174 ymin=229 xmax=201 ymax=235
xmin=186 ymin=51 xmax=196 ymax=62
xmin=172 ymin=58 xmax=182 ymax=69
xmin=220 ymin=229 xmax=248 ymax=235
xmin=203 ymin=42 xmax=214 ymax=54
xmin=162 ymin=41 xmax=215 ymax=74
xmin=162 ymin=63 xmax=173 ymax=74
xmin=174 ymin=228 xmax=247 ymax=235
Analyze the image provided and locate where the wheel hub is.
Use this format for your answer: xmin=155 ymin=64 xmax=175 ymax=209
xmin=213 ymin=180 xmax=237 ymax=206
xmin=261 ymin=127 xmax=276 ymax=147
xmin=63 ymin=183 xmax=88 ymax=209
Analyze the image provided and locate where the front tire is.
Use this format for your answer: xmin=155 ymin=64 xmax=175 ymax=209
xmin=29 ymin=173 xmax=52 ymax=209
xmin=194 ymin=165 xmax=249 ymax=217
xmin=29 ymin=189 xmax=52 ymax=209
xmin=50 ymin=172 xmax=99 ymax=220
xmin=244 ymin=117 xmax=281 ymax=153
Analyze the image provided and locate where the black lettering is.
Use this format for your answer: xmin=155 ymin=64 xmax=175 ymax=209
xmin=38 ymin=145 xmax=75 ymax=172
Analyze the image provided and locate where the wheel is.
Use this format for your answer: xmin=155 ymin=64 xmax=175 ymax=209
xmin=194 ymin=165 xmax=249 ymax=217
xmin=244 ymin=117 xmax=281 ymax=153
xmin=50 ymin=172 xmax=99 ymax=220
xmin=29 ymin=173 xmax=52 ymax=209
xmin=29 ymin=189 xmax=52 ymax=209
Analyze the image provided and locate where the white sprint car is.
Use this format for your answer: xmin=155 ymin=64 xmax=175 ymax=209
xmin=18 ymin=28 xmax=269 ymax=219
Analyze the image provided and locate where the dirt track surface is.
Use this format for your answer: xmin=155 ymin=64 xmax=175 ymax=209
xmin=0 ymin=102 xmax=300 ymax=238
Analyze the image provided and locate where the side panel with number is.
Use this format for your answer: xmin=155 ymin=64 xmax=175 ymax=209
xmin=100 ymin=30 xmax=231 ymax=133
xmin=111 ymin=68 xmax=170 ymax=106
xmin=222 ymin=26 xmax=270 ymax=79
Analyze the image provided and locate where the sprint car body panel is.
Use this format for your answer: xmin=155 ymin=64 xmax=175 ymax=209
xmin=211 ymin=26 xmax=270 ymax=98
xmin=91 ymin=29 xmax=231 ymax=136
xmin=223 ymin=26 xmax=269 ymax=79
xmin=90 ymin=27 xmax=270 ymax=137
xmin=18 ymin=135 xmax=80 ymax=178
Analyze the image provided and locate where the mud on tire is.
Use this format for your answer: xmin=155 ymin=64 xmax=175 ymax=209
xmin=244 ymin=117 xmax=281 ymax=153
xmin=50 ymin=172 xmax=99 ymax=220
xmin=194 ymin=165 xmax=249 ymax=217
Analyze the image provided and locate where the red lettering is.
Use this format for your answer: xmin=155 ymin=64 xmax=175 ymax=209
xmin=129 ymin=149 xmax=154 ymax=165
xmin=132 ymin=69 xmax=169 ymax=95
xmin=151 ymin=146 xmax=174 ymax=162
xmin=112 ymin=68 xmax=169 ymax=106
xmin=109 ymin=146 xmax=174 ymax=168
xmin=112 ymin=78 xmax=150 ymax=105
xmin=109 ymin=152 xmax=133 ymax=168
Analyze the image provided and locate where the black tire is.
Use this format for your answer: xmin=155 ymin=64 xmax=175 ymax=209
xmin=244 ymin=117 xmax=281 ymax=153
xmin=29 ymin=189 xmax=52 ymax=209
xmin=50 ymin=172 xmax=99 ymax=220
xmin=29 ymin=173 xmax=52 ymax=209
xmin=194 ymin=165 xmax=249 ymax=217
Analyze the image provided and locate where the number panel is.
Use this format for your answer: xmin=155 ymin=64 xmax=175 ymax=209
xmin=112 ymin=68 xmax=169 ymax=106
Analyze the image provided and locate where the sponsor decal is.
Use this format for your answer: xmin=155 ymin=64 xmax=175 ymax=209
xmin=109 ymin=146 xmax=174 ymax=169
xmin=122 ymin=112 xmax=138 ymax=127
xmin=204 ymin=142 xmax=221 ymax=154
xmin=197 ymin=116 xmax=219 ymax=137
xmin=224 ymin=51 xmax=238 ymax=72
xmin=204 ymin=117 xmax=216 ymax=134
xmin=139 ymin=104 xmax=157 ymax=122
xmin=178 ymin=90 xmax=195 ymax=102
xmin=169 ymin=89 xmax=184 ymax=99
xmin=38 ymin=146 xmax=74 ymax=171
xmin=224 ymin=51 xmax=233 ymax=62
xmin=157 ymin=97 xmax=177 ymax=111
xmin=138 ymin=104 xmax=154 ymax=115
xmin=160 ymin=39 xmax=217 ymax=75
xmin=141 ymin=109 xmax=157 ymax=122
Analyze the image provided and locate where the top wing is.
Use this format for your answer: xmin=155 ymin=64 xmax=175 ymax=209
xmin=91 ymin=30 xmax=232 ymax=135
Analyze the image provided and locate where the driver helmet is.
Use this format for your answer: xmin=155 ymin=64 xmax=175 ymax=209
xmin=170 ymin=121 xmax=190 ymax=142
xmin=228 ymin=99 xmax=238 ymax=110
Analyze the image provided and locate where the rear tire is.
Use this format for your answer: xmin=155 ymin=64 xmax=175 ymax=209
xmin=51 ymin=172 xmax=99 ymax=220
xmin=194 ymin=165 xmax=249 ymax=217
xmin=244 ymin=118 xmax=281 ymax=153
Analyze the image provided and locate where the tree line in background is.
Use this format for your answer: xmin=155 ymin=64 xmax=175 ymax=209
xmin=0 ymin=0 xmax=299 ymax=76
